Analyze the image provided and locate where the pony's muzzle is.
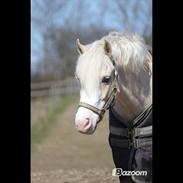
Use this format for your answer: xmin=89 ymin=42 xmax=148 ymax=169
xmin=75 ymin=117 xmax=92 ymax=134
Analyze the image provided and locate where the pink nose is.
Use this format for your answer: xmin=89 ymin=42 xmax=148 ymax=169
xmin=75 ymin=118 xmax=92 ymax=133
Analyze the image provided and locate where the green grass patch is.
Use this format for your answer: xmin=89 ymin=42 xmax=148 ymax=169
xmin=31 ymin=95 xmax=78 ymax=145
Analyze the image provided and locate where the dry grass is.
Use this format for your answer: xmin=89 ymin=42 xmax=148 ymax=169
xmin=31 ymin=95 xmax=77 ymax=145
xmin=31 ymin=96 xmax=118 ymax=183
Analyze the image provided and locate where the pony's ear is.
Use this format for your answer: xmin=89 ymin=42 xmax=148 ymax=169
xmin=104 ymin=40 xmax=112 ymax=56
xmin=76 ymin=39 xmax=88 ymax=55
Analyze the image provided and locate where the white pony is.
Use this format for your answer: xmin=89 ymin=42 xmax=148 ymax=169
xmin=74 ymin=32 xmax=152 ymax=183
xmin=75 ymin=32 xmax=152 ymax=134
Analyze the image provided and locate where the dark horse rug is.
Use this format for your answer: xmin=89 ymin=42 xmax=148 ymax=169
xmin=109 ymin=105 xmax=152 ymax=183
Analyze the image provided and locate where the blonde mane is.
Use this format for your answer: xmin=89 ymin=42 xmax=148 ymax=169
xmin=102 ymin=32 xmax=151 ymax=70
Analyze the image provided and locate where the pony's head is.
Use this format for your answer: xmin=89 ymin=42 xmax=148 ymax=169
xmin=75 ymin=39 xmax=119 ymax=134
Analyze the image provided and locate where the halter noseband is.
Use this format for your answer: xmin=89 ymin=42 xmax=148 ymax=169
xmin=78 ymin=56 xmax=119 ymax=123
xmin=78 ymin=87 xmax=118 ymax=123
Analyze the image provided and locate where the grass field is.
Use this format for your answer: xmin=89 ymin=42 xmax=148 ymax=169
xmin=31 ymin=95 xmax=78 ymax=145
xmin=31 ymin=95 xmax=119 ymax=183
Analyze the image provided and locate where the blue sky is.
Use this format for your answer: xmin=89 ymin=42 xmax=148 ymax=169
xmin=31 ymin=0 xmax=152 ymax=71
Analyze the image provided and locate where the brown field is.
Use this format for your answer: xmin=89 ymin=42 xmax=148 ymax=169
xmin=31 ymin=96 xmax=119 ymax=183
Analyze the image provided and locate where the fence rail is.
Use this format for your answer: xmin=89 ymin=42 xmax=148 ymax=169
xmin=31 ymin=78 xmax=80 ymax=98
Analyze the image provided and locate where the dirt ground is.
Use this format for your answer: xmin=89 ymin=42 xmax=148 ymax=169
xmin=31 ymin=99 xmax=119 ymax=183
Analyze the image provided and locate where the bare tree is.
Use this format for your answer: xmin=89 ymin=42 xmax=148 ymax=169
xmin=31 ymin=0 xmax=70 ymax=77
xmin=31 ymin=0 xmax=152 ymax=82
xmin=114 ymin=0 xmax=152 ymax=36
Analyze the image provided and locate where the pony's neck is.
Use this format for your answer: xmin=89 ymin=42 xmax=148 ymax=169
xmin=113 ymin=53 xmax=152 ymax=122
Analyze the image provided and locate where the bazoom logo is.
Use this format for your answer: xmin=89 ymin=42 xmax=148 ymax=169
xmin=112 ymin=168 xmax=147 ymax=176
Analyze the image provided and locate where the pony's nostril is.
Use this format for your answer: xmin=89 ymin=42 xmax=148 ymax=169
xmin=84 ymin=118 xmax=90 ymax=127
xmin=86 ymin=118 xmax=89 ymax=122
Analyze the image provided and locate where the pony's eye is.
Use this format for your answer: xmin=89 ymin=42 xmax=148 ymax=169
xmin=102 ymin=76 xmax=111 ymax=84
